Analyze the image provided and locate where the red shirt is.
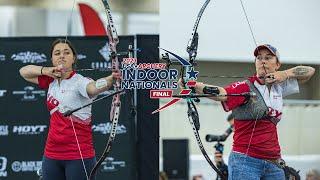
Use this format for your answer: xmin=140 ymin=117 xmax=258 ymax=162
xmin=222 ymin=76 xmax=281 ymax=159
xmin=38 ymin=74 xmax=95 ymax=160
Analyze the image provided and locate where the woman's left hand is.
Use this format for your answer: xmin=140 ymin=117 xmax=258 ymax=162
xmin=112 ymin=70 xmax=122 ymax=79
xmin=265 ymin=71 xmax=288 ymax=84
xmin=105 ymin=70 xmax=122 ymax=86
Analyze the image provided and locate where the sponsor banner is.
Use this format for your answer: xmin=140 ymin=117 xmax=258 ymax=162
xmin=92 ymin=123 xmax=127 ymax=135
xmin=11 ymin=51 xmax=47 ymax=64
xmin=99 ymin=44 xmax=110 ymax=62
xmin=0 ymin=90 xmax=7 ymax=97
xmin=0 ymin=126 xmax=9 ymax=136
xmin=0 ymin=54 xmax=5 ymax=61
xmin=101 ymin=157 xmax=126 ymax=172
xmin=12 ymin=86 xmax=46 ymax=101
xmin=77 ymin=54 xmax=87 ymax=60
xmin=0 ymin=156 xmax=8 ymax=177
xmin=12 ymin=125 xmax=47 ymax=135
xmin=11 ymin=161 xmax=42 ymax=172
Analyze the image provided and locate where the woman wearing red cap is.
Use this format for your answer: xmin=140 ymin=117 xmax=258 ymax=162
xmin=191 ymin=44 xmax=315 ymax=180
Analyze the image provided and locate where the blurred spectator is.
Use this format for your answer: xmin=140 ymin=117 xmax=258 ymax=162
xmin=306 ymin=169 xmax=320 ymax=180
xmin=192 ymin=174 xmax=204 ymax=180
xmin=159 ymin=171 xmax=168 ymax=180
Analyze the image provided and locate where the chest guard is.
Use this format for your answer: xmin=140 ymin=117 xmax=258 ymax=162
xmin=232 ymin=80 xmax=271 ymax=122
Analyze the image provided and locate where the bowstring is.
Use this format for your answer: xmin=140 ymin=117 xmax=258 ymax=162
xmin=64 ymin=0 xmax=77 ymax=43
xmin=64 ymin=0 xmax=89 ymax=179
xmin=238 ymin=0 xmax=276 ymax=166
xmin=69 ymin=116 xmax=90 ymax=180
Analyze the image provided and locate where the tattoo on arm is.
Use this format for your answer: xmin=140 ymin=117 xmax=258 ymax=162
xmin=292 ymin=67 xmax=309 ymax=76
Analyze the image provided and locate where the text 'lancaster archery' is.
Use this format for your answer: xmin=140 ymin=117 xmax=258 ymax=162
xmin=120 ymin=59 xmax=179 ymax=90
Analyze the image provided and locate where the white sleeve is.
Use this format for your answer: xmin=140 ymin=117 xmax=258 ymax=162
xmin=78 ymin=76 xmax=94 ymax=99
xmin=280 ymin=78 xmax=300 ymax=97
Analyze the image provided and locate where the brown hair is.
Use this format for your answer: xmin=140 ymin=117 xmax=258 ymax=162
xmin=50 ymin=38 xmax=78 ymax=69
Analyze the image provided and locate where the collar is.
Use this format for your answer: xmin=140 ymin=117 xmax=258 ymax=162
xmin=66 ymin=71 xmax=76 ymax=79
xmin=248 ymin=74 xmax=265 ymax=85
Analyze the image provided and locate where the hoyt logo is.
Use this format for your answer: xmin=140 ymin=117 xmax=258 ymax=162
xmin=0 ymin=157 xmax=8 ymax=177
xmin=11 ymin=51 xmax=47 ymax=64
xmin=13 ymin=125 xmax=47 ymax=135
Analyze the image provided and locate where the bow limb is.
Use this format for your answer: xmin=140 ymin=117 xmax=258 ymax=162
xmin=182 ymin=0 xmax=227 ymax=179
xmin=89 ymin=1 xmax=122 ymax=179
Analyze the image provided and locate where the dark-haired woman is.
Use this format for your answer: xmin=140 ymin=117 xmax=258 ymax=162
xmin=19 ymin=39 xmax=120 ymax=180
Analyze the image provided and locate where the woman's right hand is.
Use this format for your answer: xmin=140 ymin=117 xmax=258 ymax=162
xmin=42 ymin=66 xmax=63 ymax=79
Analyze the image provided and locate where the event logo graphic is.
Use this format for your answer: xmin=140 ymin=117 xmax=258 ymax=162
xmin=11 ymin=51 xmax=47 ymax=64
xmin=12 ymin=125 xmax=47 ymax=135
xmin=121 ymin=57 xmax=179 ymax=90
xmin=92 ymin=123 xmax=127 ymax=135
xmin=12 ymin=86 xmax=46 ymax=101
xmin=150 ymin=48 xmax=199 ymax=114
xmin=0 ymin=157 xmax=8 ymax=177
xmin=101 ymin=157 xmax=126 ymax=172
xmin=119 ymin=48 xmax=199 ymax=114
xmin=0 ymin=125 xmax=9 ymax=136
xmin=0 ymin=90 xmax=7 ymax=97
xmin=0 ymin=54 xmax=5 ymax=61
xmin=11 ymin=161 xmax=42 ymax=173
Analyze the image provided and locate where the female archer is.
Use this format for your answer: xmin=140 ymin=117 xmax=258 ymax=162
xmin=190 ymin=44 xmax=315 ymax=180
xmin=19 ymin=39 xmax=121 ymax=180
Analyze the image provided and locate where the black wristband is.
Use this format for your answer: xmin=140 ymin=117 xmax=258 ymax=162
xmin=40 ymin=66 xmax=44 ymax=75
xmin=203 ymin=86 xmax=220 ymax=95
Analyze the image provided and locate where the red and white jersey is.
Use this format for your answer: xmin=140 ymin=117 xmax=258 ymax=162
xmin=38 ymin=72 xmax=95 ymax=160
xmin=222 ymin=75 xmax=299 ymax=159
